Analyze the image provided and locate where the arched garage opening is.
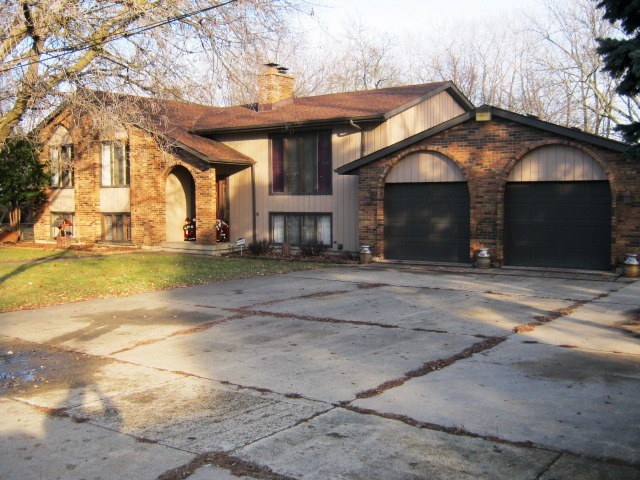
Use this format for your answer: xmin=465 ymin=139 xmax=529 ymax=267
xmin=505 ymin=145 xmax=611 ymax=270
xmin=384 ymin=151 xmax=470 ymax=263
xmin=165 ymin=166 xmax=195 ymax=242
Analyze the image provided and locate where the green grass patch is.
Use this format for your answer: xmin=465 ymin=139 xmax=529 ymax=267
xmin=0 ymin=245 xmax=95 ymax=262
xmin=0 ymin=250 xmax=327 ymax=312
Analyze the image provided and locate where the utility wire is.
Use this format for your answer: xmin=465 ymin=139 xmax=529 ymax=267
xmin=0 ymin=0 xmax=238 ymax=75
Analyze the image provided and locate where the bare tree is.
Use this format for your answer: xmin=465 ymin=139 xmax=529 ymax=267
xmin=398 ymin=0 xmax=638 ymax=138
xmin=0 ymin=0 xmax=312 ymax=145
xmin=529 ymin=0 xmax=638 ymax=137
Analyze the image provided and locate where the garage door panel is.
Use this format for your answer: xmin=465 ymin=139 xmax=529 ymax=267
xmin=384 ymin=183 xmax=470 ymax=263
xmin=505 ymin=181 xmax=611 ymax=270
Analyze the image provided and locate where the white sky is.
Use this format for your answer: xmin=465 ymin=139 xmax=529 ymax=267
xmin=309 ymin=0 xmax=544 ymax=34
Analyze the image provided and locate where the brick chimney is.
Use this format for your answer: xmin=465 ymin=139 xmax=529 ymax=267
xmin=258 ymin=63 xmax=294 ymax=111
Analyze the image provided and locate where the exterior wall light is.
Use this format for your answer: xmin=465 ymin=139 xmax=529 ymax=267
xmin=475 ymin=106 xmax=492 ymax=122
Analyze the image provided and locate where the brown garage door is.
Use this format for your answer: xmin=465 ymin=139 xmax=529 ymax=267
xmin=384 ymin=183 xmax=470 ymax=263
xmin=505 ymin=181 xmax=611 ymax=270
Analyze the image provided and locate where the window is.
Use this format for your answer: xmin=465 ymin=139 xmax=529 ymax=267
xmin=271 ymin=213 xmax=331 ymax=246
xmin=271 ymin=131 xmax=332 ymax=194
xmin=50 ymin=144 xmax=74 ymax=188
xmin=51 ymin=213 xmax=74 ymax=238
xmin=101 ymin=142 xmax=129 ymax=186
xmin=101 ymin=213 xmax=131 ymax=242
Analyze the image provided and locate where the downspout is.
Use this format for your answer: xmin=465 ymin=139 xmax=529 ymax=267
xmin=350 ymin=119 xmax=365 ymax=158
xmin=251 ymin=164 xmax=257 ymax=244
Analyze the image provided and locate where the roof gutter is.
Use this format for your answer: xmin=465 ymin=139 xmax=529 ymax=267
xmin=192 ymin=114 xmax=386 ymax=136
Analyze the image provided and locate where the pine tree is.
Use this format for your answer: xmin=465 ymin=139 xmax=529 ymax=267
xmin=0 ymin=138 xmax=49 ymax=232
xmin=596 ymin=0 xmax=640 ymax=152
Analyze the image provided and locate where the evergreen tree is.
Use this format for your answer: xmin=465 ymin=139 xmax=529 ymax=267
xmin=596 ymin=0 xmax=640 ymax=152
xmin=0 ymin=138 xmax=49 ymax=231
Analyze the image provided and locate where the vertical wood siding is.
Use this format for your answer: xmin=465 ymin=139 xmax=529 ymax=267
xmin=99 ymin=187 xmax=131 ymax=212
xmin=386 ymin=151 xmax=465 ymax=183
xmin=508 ymin=145 xmax=607 ymax=181
xmin=49 ymin=188 xmax=75 ymax=212
xmin=220 ymin=128 xmax=360 ymax=251
xmin=363 ymin=92 xmax=466 ymax=156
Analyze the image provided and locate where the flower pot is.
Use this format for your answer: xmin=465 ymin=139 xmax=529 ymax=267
xmin=476 ymin=248 xmax=491 ymax=269
xmin=623 ymin=253 xmax=639 ymax=278
xmin=359 ymin=245 xmax=372 ymax=264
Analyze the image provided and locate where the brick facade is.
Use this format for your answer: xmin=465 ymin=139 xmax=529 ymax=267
xmin=35 ymin=113 xmax=218 ymax=247
xmin=357 ymin=116 xmax=639 ymax=268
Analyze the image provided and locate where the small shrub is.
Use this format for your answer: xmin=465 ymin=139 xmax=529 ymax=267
xmin=300 ymin=241 xmax=326 ymax=257
xmin=248 ymin=239 xmax=273 ymax=255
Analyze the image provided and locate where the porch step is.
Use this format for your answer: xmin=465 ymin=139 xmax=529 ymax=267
xmin=160 ymin=242 xmax=239 ymax=256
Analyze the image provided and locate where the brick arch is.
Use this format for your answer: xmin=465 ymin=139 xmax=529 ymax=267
xmin=363 ymin=147 xmax=472 ymax=261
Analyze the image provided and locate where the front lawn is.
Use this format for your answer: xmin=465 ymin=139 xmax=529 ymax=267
xmin=0 ymin=246 xmax=327 ymax=312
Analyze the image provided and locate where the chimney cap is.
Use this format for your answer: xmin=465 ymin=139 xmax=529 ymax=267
xmin=277 ymin=66 xmax=289 ymax=74
xmin=264 ymin=62 xmax=279 ymax=68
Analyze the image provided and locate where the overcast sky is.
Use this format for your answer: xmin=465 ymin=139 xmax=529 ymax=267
xmin=309 ymin=0 xmax=544 ymax=34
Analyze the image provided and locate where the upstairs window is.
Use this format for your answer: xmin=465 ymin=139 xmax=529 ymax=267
xmin=48 ymin=126 xmax=74 ymax=188
xmin=271 ymin=131 xmax=332 ymax=194
xmin=50 ymin=144 xmax=74 ymax=188
xmin=101 ymin=142 xmax=129 ymax=186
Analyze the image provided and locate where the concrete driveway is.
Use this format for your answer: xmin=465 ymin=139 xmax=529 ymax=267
xmin=1 ymin=265 xmax=639 ymax=479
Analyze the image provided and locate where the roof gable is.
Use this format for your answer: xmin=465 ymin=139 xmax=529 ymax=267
xmin=336 ymin=106 xmax=628 ymax=175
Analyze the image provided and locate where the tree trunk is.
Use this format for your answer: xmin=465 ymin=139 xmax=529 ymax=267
xmin=9 ymin=207 xmax=21 ymax=231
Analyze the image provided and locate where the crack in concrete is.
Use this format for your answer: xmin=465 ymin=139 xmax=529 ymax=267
xmin=246 ymin=290 xmax=346 ymax=309
xmin=108 ymin=314 xmax=249 ymax=355
xmin=343 ymin=404 xmax=538 ymax=448
xmin=342 ymin=404 xmax=640 ymax=469
xmin=227 ymin=307 xmax=469 ymax=337
xmin=354 ymin=336 xmax=506 ymax=400
xmin=232 ymin=308 xmax=406 ymax=329
xmin=512 ymin=298 xmax=594 ymax=334
xmin=535 ymin=452 xmax=564 ymax=479
xmin=157 ymin=450 xmax=297 ymax=480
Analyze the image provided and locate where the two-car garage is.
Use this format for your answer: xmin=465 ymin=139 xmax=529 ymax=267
xmin=381 ymin=145 xmax=612 ymax=270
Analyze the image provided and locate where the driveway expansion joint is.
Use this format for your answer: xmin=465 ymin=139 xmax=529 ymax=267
xmin=157 ymin=451 xmax=296 ymax=480
xmin=354 ymin=336 xmax=506 ymax=399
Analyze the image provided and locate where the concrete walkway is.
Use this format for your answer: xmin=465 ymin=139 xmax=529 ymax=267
xmin=0 ymin=265 xmax=639 ymax=479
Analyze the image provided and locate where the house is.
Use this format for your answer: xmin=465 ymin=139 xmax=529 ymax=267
xmin=35 ymin=65 xmax=638 ymax=271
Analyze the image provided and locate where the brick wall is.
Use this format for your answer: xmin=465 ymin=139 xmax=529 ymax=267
xmin=36 ymin=112 xmax=219 ymax=247
xmin=357 ymin=116 xmax=639 ymax=267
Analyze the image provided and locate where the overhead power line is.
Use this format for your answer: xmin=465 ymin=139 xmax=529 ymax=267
xmin=0 ymin=0 xmax=238 ymax=75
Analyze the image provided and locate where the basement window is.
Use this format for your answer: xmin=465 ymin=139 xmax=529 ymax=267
xmin=271 ymin=213 xmax=331 ymax=246
xmin=101 ymin=213 xmax=131 ymax=242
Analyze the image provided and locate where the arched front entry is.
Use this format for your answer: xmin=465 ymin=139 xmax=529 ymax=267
xmin=166 ymin=166 xmax=196 ymax=242
xmin=384 ymin=151 xmax=470 ymax=263
xmin=505 ymin=145 xmax=611 ymax=270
